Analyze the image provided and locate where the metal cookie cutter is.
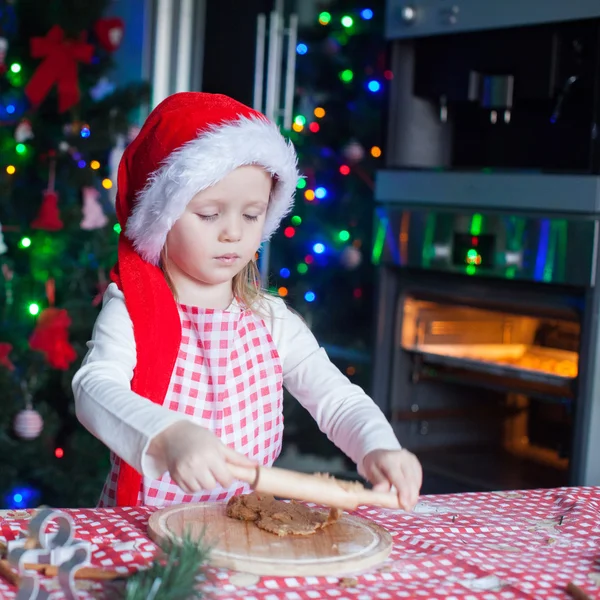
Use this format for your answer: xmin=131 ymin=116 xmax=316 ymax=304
xmin=7 ymin=508 xmax=91 ymax=600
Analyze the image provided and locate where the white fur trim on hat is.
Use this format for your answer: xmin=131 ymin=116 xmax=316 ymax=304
xmin=126 ymin=115 xmax=299 ymax=265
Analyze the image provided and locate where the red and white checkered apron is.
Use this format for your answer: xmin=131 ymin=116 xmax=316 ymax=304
xmin=98 ymin=303 xmax=284 ymax=507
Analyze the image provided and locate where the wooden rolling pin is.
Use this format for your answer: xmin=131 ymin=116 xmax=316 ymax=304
xmin=228 ymin=465 xmax=403 ymax=511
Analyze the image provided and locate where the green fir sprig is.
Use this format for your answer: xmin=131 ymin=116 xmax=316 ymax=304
xmin=122 ymin=530 xmax=212 ymax=600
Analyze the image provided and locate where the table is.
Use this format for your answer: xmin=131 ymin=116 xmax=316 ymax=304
xmin=1 ymin=486 xmax=599 ymax=599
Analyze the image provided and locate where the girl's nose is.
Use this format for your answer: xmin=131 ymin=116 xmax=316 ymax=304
xmin=219 ymin=216 xmax=242 ymax=242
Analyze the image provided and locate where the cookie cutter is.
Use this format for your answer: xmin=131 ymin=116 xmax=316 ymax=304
xmin=7 ymin=508 xmax=91 ymax=599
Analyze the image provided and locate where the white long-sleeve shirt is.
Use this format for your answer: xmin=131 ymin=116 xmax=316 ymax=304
xmin=72 ymin=283 xmax=401 ymax=480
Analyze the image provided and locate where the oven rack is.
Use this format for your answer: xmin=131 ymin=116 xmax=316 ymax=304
xmin=407 ymin=344 xmax=577 ymax=388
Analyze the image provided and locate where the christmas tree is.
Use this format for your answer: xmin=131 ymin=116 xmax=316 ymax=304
xmin=271 ymin=2 xmax=388 ymax=468
xmin=0 ymin=0 xmax=148 ymax=508
xmin=0 ymin=0 xmax=388 ymax=506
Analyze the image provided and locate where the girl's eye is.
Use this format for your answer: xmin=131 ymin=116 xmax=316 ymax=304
xmin=198 ymin=214 xmax=218 ymax=221
xmin=244 ymin=215 xmax=259 ymax=222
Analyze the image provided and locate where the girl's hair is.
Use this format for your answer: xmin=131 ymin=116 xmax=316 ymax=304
xmin=161 ymin=246 xmax=264 ymax=311
xmin=233 ymin=258 xmax=263 ymax=310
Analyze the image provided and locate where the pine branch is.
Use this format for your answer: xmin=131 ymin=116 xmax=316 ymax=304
xmin=122 ymin=530 xmax=212 ymax=600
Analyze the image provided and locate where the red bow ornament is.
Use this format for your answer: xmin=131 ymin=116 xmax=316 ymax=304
xmin=29 ymin=308 xmax=77 ymax=370
xmin=25 ymin=25 xmax=94 ymax=113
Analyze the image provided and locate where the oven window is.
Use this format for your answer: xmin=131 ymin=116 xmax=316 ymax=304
xmin=394 ymin=296 xmax=580 ymax=491
xmin=401 ymin=298 xmax=579 ymax=384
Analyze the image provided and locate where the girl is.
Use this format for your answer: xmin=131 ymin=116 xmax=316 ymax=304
xmin=73 ymin=92 xmax=422 ymax=509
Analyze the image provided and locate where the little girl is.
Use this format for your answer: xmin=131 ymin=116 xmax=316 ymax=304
xmin=73 ymin=92 xmax=422 ymax=509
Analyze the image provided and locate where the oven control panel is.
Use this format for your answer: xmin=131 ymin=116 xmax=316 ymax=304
xmin=372 ymin=207 xmax=599 ymax=287
xmin=385 ymin=0 xmax=600 ymax=39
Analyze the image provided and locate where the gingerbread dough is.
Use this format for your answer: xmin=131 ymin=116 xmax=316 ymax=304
xmin=226 ymin=492 xmax=342 ymax=536
xmin=314 ymin=472 xmax=366 ymax=493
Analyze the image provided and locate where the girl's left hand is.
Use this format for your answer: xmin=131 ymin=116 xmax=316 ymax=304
xmin=361 ymin=448 xmax=423 ymax=510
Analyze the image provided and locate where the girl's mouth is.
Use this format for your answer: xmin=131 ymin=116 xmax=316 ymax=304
xmin=215 ymin=254 xmax=240 ymax=265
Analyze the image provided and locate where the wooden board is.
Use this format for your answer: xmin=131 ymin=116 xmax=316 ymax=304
xmin=148 ymin=502 xmax=393 ymax=576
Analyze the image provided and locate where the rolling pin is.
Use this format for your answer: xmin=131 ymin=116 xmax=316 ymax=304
xmin=228 ymin=464 xmax=403 ymax=511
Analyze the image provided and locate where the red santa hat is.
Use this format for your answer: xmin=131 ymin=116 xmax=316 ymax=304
xmin=109 ymin=92 xmax=299 ymax=506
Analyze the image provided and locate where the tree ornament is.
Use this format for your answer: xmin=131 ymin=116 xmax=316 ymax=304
xmin=340 ymin=246 xmax=362 ymax=269
xmin=14 ymin=118 xmax=34 ymax=143
xmin=14 ymin=381 xmax=43 ymax=440
xmin=13 ymin=408 xmax=44 ymax=440
xmin=80 ymin=187 xmax=108 ymax=229
xmin=25 ymin=25 xmax=94 ymax=113
xmin=0 ymin=342 xmax=14 ymax=370
xmin=93 ymin=17 xmax=125 ymax=53
xmin=31 ymin=190 xmax=63 ymax=231
xmin=29 ymin=307 xmax=77 ymax=370
xmin=2 ymin=263 xmax=13 ymax=306
xmin=0 ymin=219 xmax=7 ymax=254
xmin=342 ymin=140 xmax=365 ymax=163
xmin=32 ymin=159 xmax=63 ymax=231
xmin=0 ymin=36 xmax=8 ymax=73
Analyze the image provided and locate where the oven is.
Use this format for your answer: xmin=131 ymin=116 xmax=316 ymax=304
xmin=374 ymin=1 xmax=600 ymax=493
xmin=371 ymin=208 xmax=600 ymax=492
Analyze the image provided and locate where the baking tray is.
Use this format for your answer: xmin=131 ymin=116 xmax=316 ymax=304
xmin=406 ymin=344 xmax=578 ymax=387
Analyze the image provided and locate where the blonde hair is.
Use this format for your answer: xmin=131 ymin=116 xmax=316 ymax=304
xmin=161 ymin=246 xmax=265 ymax=312
xmin=233 ymin=258 xmax=264 ymax=310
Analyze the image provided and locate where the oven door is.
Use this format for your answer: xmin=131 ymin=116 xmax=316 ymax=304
xmin=371 ymin=208 xmax=600 ymax=493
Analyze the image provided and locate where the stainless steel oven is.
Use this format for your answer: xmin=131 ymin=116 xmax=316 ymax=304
xmin=375 ymin=2 xmax=600 ymax=492
xmin=371 ymin=208 xmax=600 ymax=492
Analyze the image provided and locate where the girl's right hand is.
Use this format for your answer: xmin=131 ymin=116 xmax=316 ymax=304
xmin=149 ymin=420 xmax=256 ymax=493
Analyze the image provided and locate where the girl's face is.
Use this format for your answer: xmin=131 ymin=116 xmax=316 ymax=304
xmin=164 ymin=165 xmax=271 ymax=293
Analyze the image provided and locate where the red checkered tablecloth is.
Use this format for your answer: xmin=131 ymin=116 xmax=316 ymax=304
xmin=1 ymin=486 xmax=599 ymax=599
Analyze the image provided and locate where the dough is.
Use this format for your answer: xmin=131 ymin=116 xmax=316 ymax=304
xmin=226 ymin=492 xmax=342 ymax=536
xmin=314 ymin=472 xmax=366 ymax=493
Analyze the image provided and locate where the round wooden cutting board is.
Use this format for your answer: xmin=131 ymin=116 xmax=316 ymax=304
xmin=148 ymin=502 xmax=393 ymax=576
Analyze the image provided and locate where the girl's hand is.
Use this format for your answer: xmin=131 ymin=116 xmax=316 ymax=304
xmin=149 ymin=420 xmax=256 ymax=493
xmin=361 ymin=448 xmax=423 ymax=510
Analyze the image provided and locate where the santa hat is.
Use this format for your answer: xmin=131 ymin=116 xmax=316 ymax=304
xmin=109 ymin=92 xmax=299 ymax=506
